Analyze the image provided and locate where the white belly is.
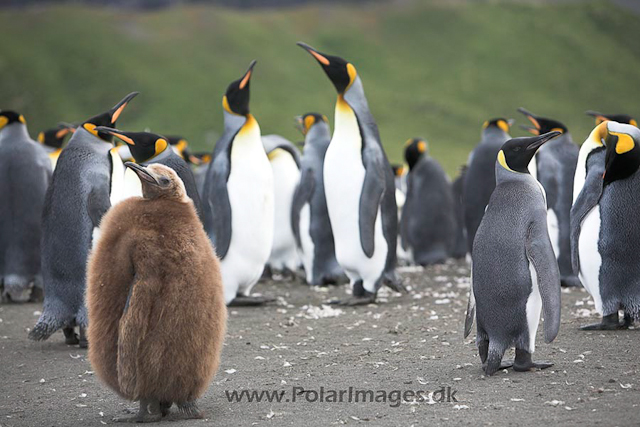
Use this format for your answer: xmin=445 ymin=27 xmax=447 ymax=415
xmin=578 ymin=206 xmax=603 ymax=313
xmin=526 ymin=257 xmax=542 ymax=353
xmin=299 ymin=203 xmax=315 ymax=284
xmin=547 ymin=209 xmax=559 ymax=259
xmin=528 ymin=154 xmax=538 ymax=181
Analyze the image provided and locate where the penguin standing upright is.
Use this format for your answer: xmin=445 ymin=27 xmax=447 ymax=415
xmin=201 ymin=61 xmax=275 ymax=306
xmin=586 ymin=111 xmax=637 ymax=127
xmin=87 ymin=163 xmax=226 ymax=422
xmin=518 ymin=108 xmax=580 ymax=287
xmin=291 ymin=113 xmax=345 ymax=286
xmin=400 ymin=138 xmax=455 ymax=265
xmin=463 ymin=119 xmax=513 ymax=256
xmin=29 ymin=92 xmax=138 ymax=347
xmin=571 ymin=121 xmax=640 ymax=329
xmin=37 ymin=124 xmax=74 ymax=169
xmin=0 ymin=111 xmax=52 ymax=302
xmin=262 ymin=134 xmax=301 ymax=277
xmin=297 ymin=42 xmax=401 ymax=305
xmin=465 ymin=131 xmax=562 ymax=376
xmin=94 ymin=128 xmax=203 ymax=220
xmin=450 ymin=165 xmax=468 ymax=259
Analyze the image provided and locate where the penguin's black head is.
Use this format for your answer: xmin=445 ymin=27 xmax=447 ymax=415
xmin=586 ymin=110 xmax=637 ymax=127
xmin=518 ymin=107 xmax=567 ymax=135
xmin=391 ymin=164 xmax=406 ymax=178
xmin=404 ymin=138 xmax=428 ymax=170
xmin=483 ymin=118 xmax=513 ymax=133
xmin=125 ymin=162 xmax=187 ymax=201
xmin=223 ymin=60 xmax=256 ymax=116
xmin=192 ymin=152 xmax=212 ymax=165
xmin=498 ymin=131 xmax=561 ymax=174
xmin=166 ymin=135 xmax=198 ymax=163
xmin=0 ymin=111 xmax=26 ymax=130
xmin=95 ymin=127 xmax=169 ymax=163
xmin=296 ymin=112 xmax=329 ymax=136
xmin=37 ymin=124 xmax=75 ymax=149
xmin=297 ymin=42 xmax=357 ymax=95
xmin=602 ymin=121 xmax=640 ymax=186
xmin=82 ymin=92 xmax=139 ymax=142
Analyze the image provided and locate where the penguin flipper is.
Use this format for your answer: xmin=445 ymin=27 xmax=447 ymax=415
xmin=203 ymin=156 xmax=232 ymax=259
xmin=87 ymin=185 xmax=112 ymax=229
xmin=291 ymin=169 xmax=315 ymax=248
xmin=526 ymin=217 xmax=562 ymax=344
xmin=359 ymin=160 xmax=385 ymax=258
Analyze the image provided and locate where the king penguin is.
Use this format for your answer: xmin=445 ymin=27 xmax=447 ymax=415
xmin=0 ymin=111 xmax=52 ymax=302
xmin=464 ymin=131 xmax=562 ymax=376
xmin=586 ymin=111 xmax=637 ymax=127
xmin=297 ymin=42 xmax=402 ymax=305
xmin=201 ymin=61 xmax=275 ymax=306
xmin=291 ymin=113 xmax=346 ymax=286
xmin=450 ymin=165 xmax=468 ymax=259
xmin=463 ymin=118 xmax=513 ymax=256
xmin=262 ymin=134 xmax=302 ymax=277
xmin=37 ymin=124 xmax=75 ymax=169
xmin=29 ymin=92 xmax=138 ymax=347
xmin=400 ymin=138 xmax=455 ymax=265
xmin=518 ymin=108 xmax=580 ymax=288
xmin=571 ymin=121 xmax=640 ymax=329
xmin=94 ymin=128 xmax=203 ymax=220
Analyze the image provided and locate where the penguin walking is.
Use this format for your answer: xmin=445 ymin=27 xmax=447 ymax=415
xmin=465 ymin=131 xmax=562 ymax=376
xmin=297 ymin=42 xmax=402 ymax=305
xmin=88 ymin=163 xmax=226 ymax=422
xmin=400 ymin=138 xmax=455 ymax=265
xmin=450 ymin=165 xmax=468 ymax=259
xmin=571 ymin=121 xmax=640 ymax=329
xmin=463 ymin=119 xmax=513 ymax=256
xmin=37 ymin=124 xmax=74 ymax=169
xmin=29 ymin=92 xmax=138 ymax=347
xmin=518 ymin=108 xmax=580 ymax=287
xmin=262 ymin=134 xmax=301 ymax=277
xmin=291 ymin=113 xmax=345 ymax=286
xmin=201 ymin=61 xmax=275 ymax=306
xmin=0 ymin=111 xmax=52 ymax=302
xmin=94 ymin=128 xmax=203 ymax=220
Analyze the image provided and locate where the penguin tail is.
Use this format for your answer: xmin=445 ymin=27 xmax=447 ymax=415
xmin=28 ymin=312 xmax=65 ymax=341
xmin=484 ymin=342 xmax=507 ymax=376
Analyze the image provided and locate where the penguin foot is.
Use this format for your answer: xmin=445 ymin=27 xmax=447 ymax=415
xmin=513 ymin=349 xmax=553 ymax=372
xmin=114 ymin=399 xmax=162 ymax=423
xmin=63 ymin=327 xmax=79 ymax=345
xmin=581 ymin=313 xmax=625 ymax=330
xmin=228 ymin=295 xmax=276 ymax=306
xmin=177 ymin=401 xmax=204 ymax=419
xmin=327 ymin=294 xmax=377 ymax=306
xmin=78 ymin=327 xmax=88 ymax=349
xmin=560 ymin=276 xmax=582 ymax=288
xmin=160 ymin=401 xmax=172 ymax=417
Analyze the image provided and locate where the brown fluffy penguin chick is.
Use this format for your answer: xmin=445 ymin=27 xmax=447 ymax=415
xmin=87 ymin=163 xmax=227 ymax=423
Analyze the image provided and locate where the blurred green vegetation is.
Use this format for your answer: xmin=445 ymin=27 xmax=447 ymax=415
xmin=1 ymin=0 xmax=639 ymax=175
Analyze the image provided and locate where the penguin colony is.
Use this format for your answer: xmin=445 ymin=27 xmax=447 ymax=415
xmin=0 ymin=41 xmax=637 ymax=421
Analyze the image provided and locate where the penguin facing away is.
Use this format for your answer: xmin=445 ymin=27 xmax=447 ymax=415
xmin=463 ymin=118 xmax=513 ymax=256
xmin=87 ymin=163 xmax=226 ymax=422
xmin=201 ymin=61 xmax=275 ymax=306
xmin=450 ymin=165 xmax=468 ymax=259
xmin=518 ymin=107 xmax=580 ymax=288
xmin=37 ymin=123 xmax=75 ymax=169
xmin=29 ymin=92 xmax=138 ymax=347
xmin=571 ymin=121 xmax=640 ymax=329
xmin=95 ymin=128 xmax=203 ymax=221
xmin=297 ymin=42 xmax=403 ymax=305
xmin=262 ymin=134 xmax=302 ymax=276
xmin=465 ymin=131 xmax=562 ymax=376
xmin=291 ymin=113 xmax=346 ymax=286
xmin=0 ymin=111 xmax=52 ymax=302
xmin=400 ymin=138 xmax=456 ymax=266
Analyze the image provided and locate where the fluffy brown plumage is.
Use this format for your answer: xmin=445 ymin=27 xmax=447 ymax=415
xmin=87 ymin=164 xmax=226 ymax=419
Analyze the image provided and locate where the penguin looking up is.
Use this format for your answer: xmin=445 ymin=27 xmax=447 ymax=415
xmin=463 ymin=118 xmax=513 ymax=256
xmin=87 ymin=163 xmax=226 ymax=422
xmin=95 ymin=128 xmax=203 ymax=220
xmin=586 ymin=111 xmax=637 ymax=127
xmin=201 ymin=61 xmax=275 ymax=306
xmin=571 ymin=121 xmax=640 ymax=329
xmin=291 ymin=113 xmax=346 ymax=286
xmin=29 ymin=92 xmax=138 ymax=347
xmin=37 ymin=123 xmax=75 ymax=169
xmin=297 ymin=42 xmax=403 ymax=305
xmin=0 ymin=111 xmax=52 ymax=302
xmin=465 ymin=131 xmax=562 ymax=376
xmin=400 ymin=138 xmax=455 ymax=265
xmin=518 ymin=107 xmax=580 ymax=288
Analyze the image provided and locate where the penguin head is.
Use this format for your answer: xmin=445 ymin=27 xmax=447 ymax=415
xmin=295 ymin=113 xmax=329 ymax=136
xmin=37 ymin=124 xmax=75 ymax=149
xmin=497 ymin=131 xmax=562 ymax=174
xmin=191 ymin=152 xmax=212 ymax=165
xmin=517 ymin=107 xmax=568 ymax=135
xmin=586 ymin=110 xmax=637 ymax=127
xmin=391 ymin=164 xmax=406 ymax=178
xmin=297 ymin=42 xmax=357 ymax=94
xmin=124 ymin=162 xmax=187 ymax=201
xmin=404 ymin=138 xmax=428 ymax=170
xmin=223 ymin=60 xmax=256 ymax=116
xmin=602 ymin=121 xmax=640 ymax=186
xmin=82 ymin=92 xmax=139 ymax=142
xmin=95 ymin=127 xmax=169 ymax=163
xmin=482 ymin=118 xmax=513 ymax=134
xmin=0 ymin=111 xmax=27 ymax=130
xmin=166 ymin=135 xmax=199 ymax=164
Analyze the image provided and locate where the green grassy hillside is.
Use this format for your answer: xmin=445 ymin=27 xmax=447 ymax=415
xmin=2 ymin=1 xmax=639 ymax=174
